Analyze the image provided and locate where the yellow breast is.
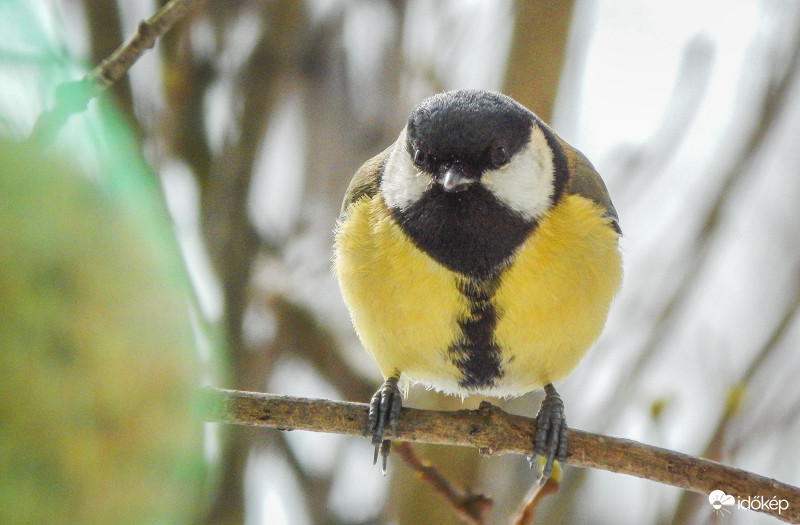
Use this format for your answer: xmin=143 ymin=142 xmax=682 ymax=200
xmin=492 ymin=195 xmax=622 ymax=394
xmin=333 ymin=193 xmax=621 ymax=397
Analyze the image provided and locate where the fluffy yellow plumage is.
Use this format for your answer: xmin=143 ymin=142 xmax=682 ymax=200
xmin=334 ymin=192 xmax=621 ymax=397
xmin=333 ymin=89 xmax=621 ymax=480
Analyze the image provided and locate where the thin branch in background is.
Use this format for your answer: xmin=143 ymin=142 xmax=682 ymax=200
xmin=202 ymin=387 xmax=800 ymax=524
xmin=510 ymin=476 xmax=560 ymax=525
xmin=668 ymin=272 xmax=800 ymax=525
xmin=611 ymin=33 xmax=715 ymax=192
xmin=28 ymin=0 xmax=201 ymax=143
xmin=394 ymin=442 xmax=493 ymax=525
xmin=598 ymin=6 xmax=800 ymax=433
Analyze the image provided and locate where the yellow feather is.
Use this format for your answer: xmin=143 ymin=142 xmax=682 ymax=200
xmin=492 ymin=195 xmax=622 ymax=394
xmin=333 ymin=193 xmax=621 ymax=397
xmin=334 ymin=195 xmax=467 ymax=389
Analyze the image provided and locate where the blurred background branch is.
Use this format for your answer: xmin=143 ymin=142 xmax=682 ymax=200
xmin=29 ymin=0 xmax=199 ymax=143
xmin=4 ymin=0 xmax=800 ymax=524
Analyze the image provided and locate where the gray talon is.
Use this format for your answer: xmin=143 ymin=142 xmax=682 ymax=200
xmin=533 ymin=383 xmax=568 ymax=484
xmin=367 ymin=377 xmax=402 ymax=474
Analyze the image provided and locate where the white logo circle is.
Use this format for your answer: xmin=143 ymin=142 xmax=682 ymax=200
xmin=709 ymin=490 xmax=735 ymax=510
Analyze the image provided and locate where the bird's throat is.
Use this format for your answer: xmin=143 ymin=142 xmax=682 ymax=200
xmin=391 ymin=186 xmax=536 ymax=278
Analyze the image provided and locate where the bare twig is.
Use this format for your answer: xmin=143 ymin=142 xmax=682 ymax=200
xmin=599 ymin=5 xmax=800 ymax=430
xmin=201 ymin=387 xmax=800 ymax=524
xmin=669 ymin=272 xmax=800 ymax=525
xmin=510 ymin=476 xmax=560 ymax=525
xmin=394 ymin=442 xmax=492 ymax=525
xmin=29 ymin=0 xmax=201 ymax=143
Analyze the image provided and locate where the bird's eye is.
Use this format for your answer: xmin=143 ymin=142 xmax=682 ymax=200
xmin=413 ymin=148 xmax=427 ymax=168
xmin=491 ymin=146 xmax=509 ymax=168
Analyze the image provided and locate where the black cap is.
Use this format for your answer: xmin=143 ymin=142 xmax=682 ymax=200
xmin=405 ymin=90 xmax=533 ymax=174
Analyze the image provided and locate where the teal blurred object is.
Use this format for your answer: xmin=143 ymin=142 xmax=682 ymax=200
xmin=0 ymin=3 xmax=214 ymax=524
xmin=0 ymin=140 xmax=209 ymax=524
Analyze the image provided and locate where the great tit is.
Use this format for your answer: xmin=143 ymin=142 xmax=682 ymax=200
xmin=333 ymin=89 xmax=622 ymax=482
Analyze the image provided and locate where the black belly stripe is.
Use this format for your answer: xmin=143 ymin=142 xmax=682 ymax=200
xmin=449 ymin=272 xmax=505 ymax=389
xmin=389 ymin=184 xmax=538 ymax=388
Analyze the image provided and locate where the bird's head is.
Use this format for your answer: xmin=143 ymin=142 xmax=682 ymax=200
xmin=381 ymin=89 xmax=562 ymax=222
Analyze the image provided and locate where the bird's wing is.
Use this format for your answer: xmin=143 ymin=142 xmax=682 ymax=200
xmin=340 ymin=145 xmax=392 ymax=217
xmin=561 ymin=139 xmax=621 ymax=234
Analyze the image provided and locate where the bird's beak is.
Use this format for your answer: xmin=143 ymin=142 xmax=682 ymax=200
xmin=438 ymin=166 xmax=476 ymax=193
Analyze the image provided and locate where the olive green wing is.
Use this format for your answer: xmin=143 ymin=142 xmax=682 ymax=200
xmin=561 ymin=139 xmax=621 ymax=234
xmin=340 ymin=145 xmax=393 ymax=217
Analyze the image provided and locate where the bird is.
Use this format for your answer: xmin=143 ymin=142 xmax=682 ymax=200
xmin=333 ymin=89 xmax=622 ymax=483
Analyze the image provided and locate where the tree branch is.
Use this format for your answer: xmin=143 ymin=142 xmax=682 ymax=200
xmin=202 ymin=387 xmax=800 ymax=523
xmin=393 ymin=441 xmax=492 ymax=524
xmin=29 ymin=0 xmax=202 ymax=143
xmin=510 ymin=476 xmax=560 ymax=525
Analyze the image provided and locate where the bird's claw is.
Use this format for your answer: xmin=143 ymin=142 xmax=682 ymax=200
xmin=530 ymin=383 xmax=568 ymax=485
xmin=367 ymin=376 xmax=402 ymax=474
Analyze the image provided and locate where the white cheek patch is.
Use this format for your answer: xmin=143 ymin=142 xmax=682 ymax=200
xmin=380 ymin=128 xmax=432 ymax=210
xmin=480 ymin=126 xmax=555 ymax=221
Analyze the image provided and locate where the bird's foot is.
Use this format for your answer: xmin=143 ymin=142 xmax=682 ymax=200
xmin=367 ymin=376 xmax=402 ymax=474
xmin=529 ymin=383 xmax=568 ymax=485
